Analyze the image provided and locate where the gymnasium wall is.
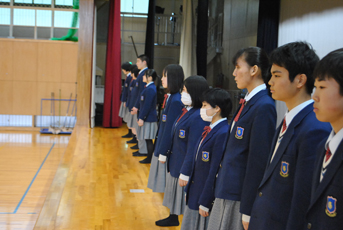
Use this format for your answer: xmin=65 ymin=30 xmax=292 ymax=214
xmin=0 ymin=38 xmax=78 ymax=117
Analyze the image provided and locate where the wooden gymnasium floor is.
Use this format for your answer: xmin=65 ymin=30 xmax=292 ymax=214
xmin=0 ymin=126 xmax=182 ymax=230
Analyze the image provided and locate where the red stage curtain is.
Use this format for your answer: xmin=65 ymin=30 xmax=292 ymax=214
xmin=103 ymin=0 xmax=122 ymax=128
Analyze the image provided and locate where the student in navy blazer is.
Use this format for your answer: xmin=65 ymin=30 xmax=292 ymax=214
xmin=137 ymin=69 xmax=158 ymax=164
xmin=181 ymin=88 xmax=232 ymax=230
xmin=155 ymin=76 xmax=209 ymax=227
xmin=147 ymin=64 xmax=184 ymax=194
xmin=132 ymin=54 xmax=149 ymax=113
xmin=208 ymin=47 xmax=276 ymax=230
xmin=305 ymin=49 xmax=343 ymax=230
xmin=249 ymin=42 xmax=331 ymax=230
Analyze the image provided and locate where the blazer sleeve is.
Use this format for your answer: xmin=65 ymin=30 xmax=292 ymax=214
xmin=134 ymin=76 xmax=146 ymax=110
xmin=285 ymin=127 xmax=330 ymax=230
xmin=180 ymin=116 xmax=208 ymax=177
xmin=158 ymin=100 xmax=184 ymax=156
xmin=240 ymin=102 xmax=276 ymax=216
xmin=138 ymin=89 xmax=155 ymax=121
xmin=198 ymin=130 xmax=227 ymax=209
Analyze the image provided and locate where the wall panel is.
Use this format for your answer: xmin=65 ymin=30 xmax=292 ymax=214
xmin=0 ymin=41 xmax=13 ymax=81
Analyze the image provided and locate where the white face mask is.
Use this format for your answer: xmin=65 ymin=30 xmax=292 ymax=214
xmin=200 ymin=108 xmax=216 ymax=122
xmin=181 ymin=92 xmax=192 ymax=106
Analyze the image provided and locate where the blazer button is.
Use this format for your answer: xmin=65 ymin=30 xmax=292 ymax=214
xmin=307 ymin=223 xmax=311 ymax=229
xmin=192 ymin=181 xmax=194 ymax=184
xmin=220 ymin=164 xmax=222 ymax=168
xmin=259 ymin=192 xmax=262 ymax=197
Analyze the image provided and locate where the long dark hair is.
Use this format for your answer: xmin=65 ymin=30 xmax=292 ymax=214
xmin=184 ymin=75 xmax=209 ymax=108
xmin=163 ymin=64 xmax=184 ymax=94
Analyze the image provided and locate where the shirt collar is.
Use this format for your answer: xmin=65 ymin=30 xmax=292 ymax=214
xmin=186 ymin=106 xmax=193 ymax=111
xmin=284 ymin=99 xmax=313 ymax=127
xmin=139 ymin=67 xmax=148 ymax=74
xmin=146 ymin=82 xmax=154 ymax=87
xmin=210 ymin=118 xmax=227 ymax=129
xmin=325 ymin=127 xmax=343 ymax=155
xmin=244 ymin=84 xmax=266 ymax=102
xmin=127 ymin=73 xmax=131 ymax=77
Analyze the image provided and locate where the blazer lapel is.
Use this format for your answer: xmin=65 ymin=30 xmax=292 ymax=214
xmin=238 ymin=89 xmax=268 ymax=120
xmin=309 ymin=143 xmax=343 ymax=209
xmin=260 ymin=103 xmax=313 ymax=186
xmin=201 ymin=121 xmax=226 ymax=147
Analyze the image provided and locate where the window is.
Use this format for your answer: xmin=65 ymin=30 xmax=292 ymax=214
xmin=120 ymin=0 xmax=148 ymax=17
xmin=0 ymin=0 xmax=78 ymax=39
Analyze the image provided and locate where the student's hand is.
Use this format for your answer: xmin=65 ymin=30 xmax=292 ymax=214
xmin=199 ymin=209 xmax=209 ymax=217
xmin=138 ymin=119 xmax=144 ymax=127
xmin=123 ymin=102 xmax=126 ymax=107
xmin=159 ymin=160 xmax=166 ymax=164
xmin=179 ymin=178 xmax=188 ymax=187
xmin=242 ymin=220 xmax=249 ymax=230
xmin=131 ymin=107 xmax=138 ymax=114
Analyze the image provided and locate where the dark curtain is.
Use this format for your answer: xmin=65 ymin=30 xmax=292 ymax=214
xmin=103 ymin=0 xmax=122 ymax=128
xmin=196 ymin=0 xmax=208 ymax=78
xmin=257 ymin=0 xmax=280 ymax=54
xmin=145 ymin=0 xmax=156 ymax=68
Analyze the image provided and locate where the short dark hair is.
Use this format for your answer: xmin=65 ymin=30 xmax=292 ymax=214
xmin=131 ymin=66 xmax=139 ymax=78
xmin=145 ymin=69 xmax=157 ymax=81
xmin=137 ymin=54 xmax=149 ymax=66
xmin=201 ymin=88 xmax=232 ymax=118
xmin=184 ymin=75 xmax=209 ymax=108
xmin=314 ymin=48 xmax=343 ymax=96
xmin=163 ymin=64 xmax=184 ymax=94
xmin=121 ymin=62 xmax=132 ymax=71
xmin=270 ymin=42 xmax=320 ymax=95
xmin=232 ymin=47 xmax=270 ymax=82
xmin=130 ymin=64 xmax=137 ymax=72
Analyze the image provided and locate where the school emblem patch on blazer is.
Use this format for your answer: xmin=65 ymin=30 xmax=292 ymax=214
xmin=125 ymin=83 xmax=128 ymax=87
xmin=179 ymin=129 xmax=185 ymax=138
xmin=202 ymin=151 xmax=209 ymax=162
xmin=280 ymin=161 xmax=289 ymax=177
xmin=326 ymin=196 xmax=337 ymax=217
xmin=136 ymin=82 xmax=139 ymax=87
xmin=235 ymin=127 xmax=244 ymax=139
xmin=141 ymin=96 xmax=144 ymax=101
xmin=162 ymin=114 xmax=167 ymax=122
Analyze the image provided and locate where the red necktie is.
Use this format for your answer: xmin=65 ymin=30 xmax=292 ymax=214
xmin=234 ymin=99 xmax=246 ymax=122
xmin=202 ymin=126 xmax=211 ymax=140
xmin=325 ymin=147 xmax=332 ymax=163
xmin=177 ymin=108 xmax=188 ymax=123
xmin=281 ymin=118 xmax=287 ymax=133
xmin=162 ymin=94 xmax=168 ymax=109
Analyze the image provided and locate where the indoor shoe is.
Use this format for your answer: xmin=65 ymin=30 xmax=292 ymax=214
xmin=155 ymin=215 xmax=179 ymax=226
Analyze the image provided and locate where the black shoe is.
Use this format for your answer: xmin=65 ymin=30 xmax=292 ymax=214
xmin=132 ymin=151 xmax=147 ymax=157
xmin=130 ymin=144 xmax=139 ymax=150
xmin=122 ymin=133 xmax=133 ymax=138
xmin=139 ymin=157 xmax=152 ymax=164
xmin=126 ymin=136 xmax=138 ymax=144
xmin=122 ymin=129 xmax=133 ymax=138
xmin=155 ymin=214 xmax=179 ymax=226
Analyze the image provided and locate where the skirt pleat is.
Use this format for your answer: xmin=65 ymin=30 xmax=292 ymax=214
xmin=147 ymin=155 xmax=166 ymax=193
xmin=181 ymin=205 xmax=210 ymax=230
xmin=137 ymin=122 xmax=158 ymax=140
xmin=162 ymin=173 xmax=186 ymax=215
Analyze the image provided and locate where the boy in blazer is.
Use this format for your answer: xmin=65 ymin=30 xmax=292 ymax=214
xmin=131 ymin=55 xmax=149 ymax=156
xmin=305 ymin=48 xmax=343 ymax=230
xmin=249 ymin=42 xmax=331 ymax=230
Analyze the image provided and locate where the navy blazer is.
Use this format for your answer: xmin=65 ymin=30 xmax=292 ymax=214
xmin=305 ymin=137 xmax=343 ymax=230
xmin=214 ymin=89 xmax=276 ymax=216
xmin=154 ymin=93 xmax=183 ymax=157
xmin=185 ymin=120 xmax=229 ymax=210
xmin=249 ymin=103 xmax=331 ymax=230
xmin=167 ymin=108 xmax=210 ymax=178
xmin=127 ymin=79 xmax=139 ymax=111
xmin=138 ymin=83 xmax=157 ymax=122
xmin=133 ymin=68 xmax=148 ymax=110
xmin=121 ymin=74 xmax=132 ymax=102
xmin=126 ymin=79 xmax=136 ymax=110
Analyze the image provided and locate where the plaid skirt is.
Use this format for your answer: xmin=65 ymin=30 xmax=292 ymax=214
xmin=147 ymin=155 xmax=166 ymax=193
xmin=162 ymin=173 xmax=186 ymax=215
